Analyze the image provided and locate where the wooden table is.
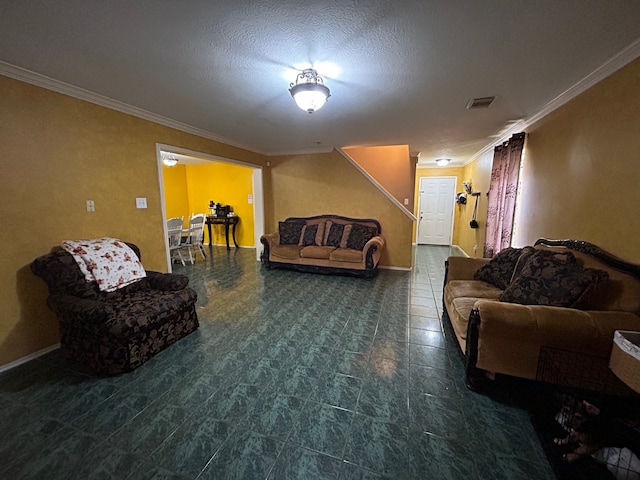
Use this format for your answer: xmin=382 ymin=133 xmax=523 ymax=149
xmin=206 ymin=215 xmax=239 ymax=249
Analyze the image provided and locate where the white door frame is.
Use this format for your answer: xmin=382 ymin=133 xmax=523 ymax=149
xmin=155 ymin=143 xmax=265 ymax=271
xmin=416 ymin=176 xmax=457 ymax=245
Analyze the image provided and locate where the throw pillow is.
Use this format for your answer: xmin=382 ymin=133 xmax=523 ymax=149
xmin=314 ymin=221 xmax=326 ymax=246
xmin=325 ymin=223 xmax=345 ymax=247
xmin=346 ymin=223 xmax=378 ymax=250
xmin=500 ymin=251 xmax=609 ymax=307
xmin=510 ymin=246 xmax=537 ymax=283
xmin=474 ymin=247 xmax=531 ymax=290
xmin=340 ymin=225 xmax=353 ymax=248
xmin=300 ymin=224 xmax=319 ymax=247
xmin=278 ymin=221 xmax=305 ymax=245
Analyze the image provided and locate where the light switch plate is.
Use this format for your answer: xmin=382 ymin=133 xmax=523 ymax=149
xmin=247 ymin=194 xmax=253 ymax=204
xmin=136 ymin=197 xmax=147 ymax=209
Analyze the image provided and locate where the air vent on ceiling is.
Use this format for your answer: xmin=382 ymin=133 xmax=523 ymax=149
xmin=466 ymin=96 xmax=496 ymax=109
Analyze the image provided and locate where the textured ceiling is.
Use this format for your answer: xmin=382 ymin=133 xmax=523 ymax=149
xmin=1 ymin=1 xmax=639 ymax=165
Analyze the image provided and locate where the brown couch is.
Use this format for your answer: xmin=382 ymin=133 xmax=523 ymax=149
xmin=260 ymin=214 xmax=385 ymax=278
xmin=443 ymin=238 xmax=640 ymax=388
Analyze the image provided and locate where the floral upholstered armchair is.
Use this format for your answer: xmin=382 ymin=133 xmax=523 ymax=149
xmin=31 ymin=242 xmax=199 ymax=374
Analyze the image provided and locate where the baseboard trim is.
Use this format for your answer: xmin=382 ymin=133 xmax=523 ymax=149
xmin=451 ymin=245 xmax=469 ymax=257
xmin=378 ymin=265 xmax=412 ymax=272
xmin=0 ymin=343 xmax=60 ymax=374
xmin=207 ymin=243 xmax=255 ymax=249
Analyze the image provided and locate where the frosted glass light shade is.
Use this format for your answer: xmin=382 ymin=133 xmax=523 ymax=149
xmin=290 ymin=83 xmax=330 ymax=113
xmin=436 ymin=158 xmax=451 ymax=167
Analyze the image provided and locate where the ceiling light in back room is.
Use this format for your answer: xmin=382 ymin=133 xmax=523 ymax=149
xmin=436 ymin=158 xmax=451 ymax=167
xmin=163 ymin=155 xmax=178 ymax=167
xmin=289 ymin=68 xmax=331 ymax=113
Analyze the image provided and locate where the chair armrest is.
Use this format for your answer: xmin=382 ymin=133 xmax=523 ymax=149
xmin=445 ymin=256 xmax=489 ymax=283
xmin=146 ymin=271 xmax=189 ymax=291
xmin=47 ymin=294 xmax=113 ymax=324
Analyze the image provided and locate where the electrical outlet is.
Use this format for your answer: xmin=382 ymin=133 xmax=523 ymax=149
xmin=403 ymin=198 xmax=409 ymax=205
xmin=86 ymin=200 xmax=95 ymax=212
xmin=247 ymin=194 xmax=253 ymax=204
xmin=136 ymin=197 xmax=147 ymax=209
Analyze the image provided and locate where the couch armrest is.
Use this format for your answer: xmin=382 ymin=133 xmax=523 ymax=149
xmin=260 ymin=233 xmax=280 ymax=247
xmin=363 ymin=235 xmax=385 ymax=268
xmin=364 ymin=235 xmax=385 ymax=251
xmin=146 ymin=271 xmax=189 ymax=291
xmin=471 ymin=299 xmax=640 ymax=378
xmin=445 ymin=256 xmax=489 ymax=283
xmin=48 ymin=294 xmax=113 ymax=324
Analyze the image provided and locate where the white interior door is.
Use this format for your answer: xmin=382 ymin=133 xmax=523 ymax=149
xmin=417 ymin=176 xmax=456 ymax=245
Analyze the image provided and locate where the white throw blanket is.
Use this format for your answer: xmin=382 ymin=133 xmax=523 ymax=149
xmin=61 ymin=237 xmax=146 ymax=292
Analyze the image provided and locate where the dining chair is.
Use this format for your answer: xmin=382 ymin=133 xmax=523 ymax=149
xmin=183 ymin=213 xmax=207 ymax=262
xmin=167 ymin=217 xmax=187 ymax=266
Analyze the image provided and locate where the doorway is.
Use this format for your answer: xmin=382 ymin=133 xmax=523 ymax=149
xmin=156 ymin=144 xmax=265 ymax=269
xmin=416 ymin=176 xmax=456 ymax=245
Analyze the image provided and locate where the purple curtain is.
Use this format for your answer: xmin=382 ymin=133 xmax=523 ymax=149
xmin=483 ymin=132 xmax=526 ymax=258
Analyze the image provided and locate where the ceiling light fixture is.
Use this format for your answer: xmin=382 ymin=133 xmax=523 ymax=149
xmin=163 ymin=155 xmax=178 ymax=167
xmin=436 ymin=158 xmax=451 ymax=167
xmin=289 ymin=68 xmax=331 ymax=113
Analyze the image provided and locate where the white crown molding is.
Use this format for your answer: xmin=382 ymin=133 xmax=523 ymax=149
xmin=464 ymin=37 xmax=640 ymax=165
xmin=415 ymin=162 xmax=464 ymax=169
xmin=337 ymin=148 xmax=417 ymax=222
xmin=156 ymin=143 xmax=263 ymax=169
xmin=0 ymin=61 xmax=267 ymax=156
xmin=266 ymin=146 xmax=335 ymax=156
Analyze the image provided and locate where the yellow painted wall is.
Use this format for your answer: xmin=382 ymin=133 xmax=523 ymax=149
xmin=162 ymin=164 xmax=190 ymax=222
xmin=267 ymin=150 xmax=414 ymax=268
xmin=343 ymin=145 xmax=416 ymax=213
xmin=185 ymin=163 xmax=254 ymax=247
xmin=413 ymin=166 xmax=464 ymax=245
xmin=513 ymin=58 xmax=640 ymax=262
xmin=0 ymin=74 xmax=266 ymax=366
xmin=457 ymin=150 xmax=493 ymax=257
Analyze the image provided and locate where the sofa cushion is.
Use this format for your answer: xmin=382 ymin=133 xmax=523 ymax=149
xmin=271 ymin=244 xmax=303 ymax=260
xmin=329 ymin=248 xmax=363 ymax=263
xmin=278 ymin=221 xmax=305 ymax=245
xmin=107 ymin=289 xmax=197 ymax=337
xmin=444 ymin=280 xmax=502 ymax=307
xmin=300 ymin=246 xmax=336 ymax=259
xmin=448 ymin=297 xmax=480 ymax=348
xmin=346 ymin=224 xmax=378 ymax=250
xmin=101 ymin=278 xmax=151 ymax=301
xmin=500 ymin=251 xmax=609 ymax=307
xmin=473 ymin=247 xmax=535 ymax=290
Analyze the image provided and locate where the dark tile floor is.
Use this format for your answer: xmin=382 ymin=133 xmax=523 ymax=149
xmin=0 ymin=245 xmax=555 ymax=479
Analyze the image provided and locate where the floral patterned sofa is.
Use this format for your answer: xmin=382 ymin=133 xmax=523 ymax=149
xmin=31 ymin=242 xmax=199 ymax=374
xmin=444 ymin=238 xmax=640 ymax=388
xmin=260 ymin=214 xmax=385 ymax=278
